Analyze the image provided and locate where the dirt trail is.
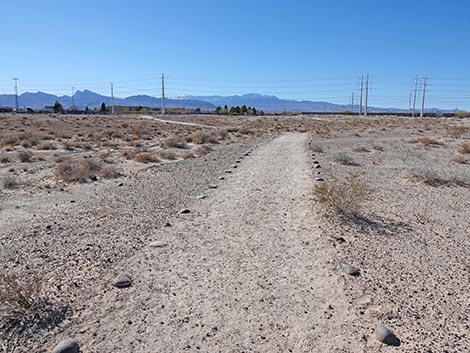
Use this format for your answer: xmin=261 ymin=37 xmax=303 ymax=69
xmin=141 ymin=115 xmax=215 ymax=128
xmin=76 ymin=133 xmax=358 ymax=352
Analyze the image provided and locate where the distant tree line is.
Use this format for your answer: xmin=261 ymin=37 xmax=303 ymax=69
xmin=214 ymin=104 xmax=263 ymax=116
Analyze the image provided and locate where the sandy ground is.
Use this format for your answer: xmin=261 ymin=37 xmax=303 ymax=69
xmin=1 ymin=114 xmax=469 ymax=352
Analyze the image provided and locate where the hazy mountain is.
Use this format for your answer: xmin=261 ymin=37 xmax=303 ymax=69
xmin=0 ymin=90 xmax=450 ymax=113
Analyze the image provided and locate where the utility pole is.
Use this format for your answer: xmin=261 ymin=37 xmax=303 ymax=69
xmin=412 ymin=75 xmax=418 ymax=118
xmin=161 ymin=73 xmax=165 ymax=115
xmin=110 ymin=83 xmax=115 ymax=114
xmin=420 ymin=76 xmax=427 ymax=118
xmin=71 ymin=87 xmax=75 ymax=109
xmin=351 ymin=92 xmax=355 ymax=114
xmin=13 ymin=78 xmax=19 ymax=112
xmin=408 ymin=92 xmax=412 ymax=115
xmin=359 ymin=76 xmax=363 ymax=115
xmin=364 ymin=74 xmax=369 ymax=116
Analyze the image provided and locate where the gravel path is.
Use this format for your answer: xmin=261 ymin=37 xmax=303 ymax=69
xmin=71 ymin=133 xmax=358 ymax=352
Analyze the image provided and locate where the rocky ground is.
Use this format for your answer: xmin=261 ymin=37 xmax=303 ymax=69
xmin=1 ymin=114 xmax=469 ymax=352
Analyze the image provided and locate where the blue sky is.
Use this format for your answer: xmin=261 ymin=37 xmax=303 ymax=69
xmin=1 ymin=0 xmax=470 ymax=109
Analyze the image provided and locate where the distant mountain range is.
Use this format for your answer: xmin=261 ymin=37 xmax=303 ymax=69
xmin=0 ymin=90 xmax=450 ymax=113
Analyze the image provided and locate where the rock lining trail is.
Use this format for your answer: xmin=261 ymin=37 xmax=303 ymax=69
xmin=72 ymin=133 xmax=360 ymax=352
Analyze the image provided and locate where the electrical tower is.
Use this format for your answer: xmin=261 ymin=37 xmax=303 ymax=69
xmin=364 ymin=74 xmax=369 ymax=116
xmin=359 ymin=76 xmax=363 ymax=115
xmin=420 ymin=76 xmax=427 ymax=118
xmin=351 ymin=92 xmax=355 ymax=114
xmin=71 ymin=87 xmax=75 ymax=109
xmin=13 ymin=78 xmax=19 ymax=112
xmin=110 ymin=83 xmax=115 ymax=114
xmin=161 ymin=74 xmax=165 ymax=115
xmin=412 ymin=75 xmax=419 ymax=118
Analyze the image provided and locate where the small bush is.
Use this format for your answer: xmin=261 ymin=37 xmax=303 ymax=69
xmin=0 ymin=154 xmax=11 ymax=163
xmin=313 ymin=173 xmax=372 ymax=218
xmin=158 ymin=150 xmax=177 ymax=160
xmin=452 ymin=155 xmax=468 ymax=164
xmin=334 ymin=152 xmax=358 ymax=166
xmin=134 ymin=153 xmax=160 ymax=163
xmin=372 ymin=144 xmax=384 ymax=151
xmin=410 ymin=137 xmax=442 ymax=146
xmin=311 ymin=144 xmax=324 ymax=153
xmin=188 ymin=131 xmax=219 ymax=145
xmin=18 ymin=150 xmax=33 ymax=163
xmin=351 ymin=146 xmax=369 ymax=153
xmin=36 ymin=142 xmax=58 ymax=150
xmin=2 ymin=174 xmax=19 ymax=189
xmin=161 ymin=136 xmax=188 ymax=149
xmin=193 ymin=145 xmax=212 ymax=156
xmin=408 ymin=169 xmax=470 ymax=188
xmin=55 ymin=158 xmax=119 ymax=183
xmin=458 ymin=143 xmax=470 ymax=154
xmin=181 ymin=151 xmax=196 ymax=160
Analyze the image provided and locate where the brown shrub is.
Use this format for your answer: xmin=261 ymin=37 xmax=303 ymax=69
xmin=313 ymin=173 xmax=372 ymax=218
xmin=1 ymin=174 xmax=19 ymax=189
xmin=18 ymin=150 xmax=33 ymax=163
xmin=158 ymin=150 xmax=177 ymax=160
xmin=351 ymin=146 xmax=369 ymax=153
xmin=161 ymin=136 xmax=188 ymax=149
xmin=135 ymin=153 xmax=160 ymax=163
xmin=36 ymin=142 xmax=58 ymax=150
xmin=193 ymin=145 xmax=212 ymax=156
xmin=55 ymin=158 xmax=119 ymax=183
xmin=410 ymin=137 xmax=442 ymax=146
xmin=0 ymin=154 xmax=11 ymax=163
xmin=188 ymin=131 xmax=219 ymax=145
xmin=311 ymin=144 xmax=324 ymax=153
xmin=458 ymin=143 xmax=470 ymax=154
xmin=181 ymin=151 xmax=195 ymax=160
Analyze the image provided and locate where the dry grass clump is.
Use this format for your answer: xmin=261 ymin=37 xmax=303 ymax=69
xmin=458 ymin=143 xmax=470 ymax=154
xmin=372 ymin=144 xmax=384 ymax=151
xmin=313 ymin=173 xmax=372 ymax=218
xmin=181 ymin=151 xmax=196 ymax=160
xmin=446 ymin=125 xmax=469 ymax=138
xmin=18 ymin=150 xmax=33 ymax=163
xmin=36 ymin=142 xmax=58 ymax=150
xmin=161 ymin=136 xmax=189 ymax=149
xmin=158 ymin=150 xmax=178 ymax=160
xmin=408 ymin=169 xmax=470 ymax=188
xmin=311 ymin=144 xmax=324 ymax=153
xmin=0 ymin=154 xmax=11 ymax=163
xmin=1 ymin=174 xmax=19 ymax=189
xmin=134 ymin=153 xmax=160 ymax=164
xmin=0 ymin=273 xmax=68 ymax=352
xmin=188 ymin=130 xmax=219 ymax=145
xmin=193 ymin=145 xmax=212 ymax=156
xmin=55 ymin=158 xmax=119 ymax=183
xmin=351 ymin=146 xmax=369 ymax=153
xmin=452 ymin=155 xmax=468 ymax=164
xmin=410 ymin=137 xmax=443 ymax=146
xmin=334 ymin=152 xmax=359 ymax=166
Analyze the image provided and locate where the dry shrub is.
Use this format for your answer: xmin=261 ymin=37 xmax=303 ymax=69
xmin=446 ymin=125 xmax=469 ymax=138
xmin=18 ymin=150 xmax=33 ymax=163
xmin=161 ymin=136 xmax=189 ymax=149
xmin=121 ymin=150 xmax=134 ymax=160
xmin=2 ymin=174 xmax=19 ymax=189
xmin=0 ymin=154 xmax=11 ymax=163
xmin=408 ymin=169 xmax=470 ymax=188
xmin=458 ymin=143 xmax=470 ymax=154
xmin=36 ymin=142 xmax=58 ymax=150
xmin=181 ymin=151 xmax=195 ymax=160
xmin=334 ymin=152 xmax=359 ymax=166
xmin=188 ymin=131 xmax=219 ymax=145
xmin=351 ymin=146 xmax=369 ymax=153
xmin=372 ymin=144 xmax=384 ymax=151
xmin=135 ymin=153 xmax=160 ymax=163
xmin=311 ymin=144 xmax=324 ymax=153
xmin=313 ymin=173 xmax=372 ymax=218
xmin=158 ymin=150 xmax=177 ymax=160
xmin=452 ymin=155 xmax=468 ymax=164
xmin=193 ymin=145 xmax=212 ymax=156
xmin=1 ymin=136 xmax=19 ymax=147
xmin=63 ymin=141 xmax=75 ymax=151
xmin=410 ymin=137 xmax=442 ymax=146
xmin=100 ymin=150 xmax=112 ymax=161
xmin=0 ymin=273 xmax=68 ymax=352
xmin=55 ymin=158 xmax=119 ymax=183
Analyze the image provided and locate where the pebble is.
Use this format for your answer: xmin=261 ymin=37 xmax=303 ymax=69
xmin=52 ymin=339 xmax=80 ymax=353
xmin=314 ymin=164 xmax=321 ymax=169
xmin=314 ymin=176 xmax=324 ymax=182
xmin=235 ymin=160 xmax=241 ymax=163
xmin=231 ymin=164 xmax=238 ymax=168
xmin=218 ymin=176 xmax=225 ymax=180
xmin=112 ymin=273 xmax=132 ymax=288
xmin=164 ymin=222 xmax=172 ymax=227
xmin=149 ymin=240 xmax=167 ymax=248
xmin=313 ymin=160 xmax=320 ymax=164
xmin=224 ymin=170 xmax=232 ymax=174
xmin=375 ymin=325 xmax=400 ymax=346
xmin=179 ymin=208 xmax=191 ymax=214
xmin=343 ymin=265 xmax=360 ymax=276
xmin=195 ymin=195 xmax=207 ymax=199
xmin=208 ymin=184 xmax=218 ymax=188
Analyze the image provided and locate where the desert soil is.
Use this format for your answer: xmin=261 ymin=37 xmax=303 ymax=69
xmin=1 ymin=115 xmax=469 ymax=352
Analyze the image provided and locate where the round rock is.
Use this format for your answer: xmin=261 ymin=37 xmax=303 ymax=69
xmin=195 ymin=194 xmax=207 ymax=200
xmin=313 ymin=160 xmax=320 ymax=164
xmin=343 ymin=265 xmax=360 ymax=276
xmin=52 ymin=339 xmax=80 ymax=353
xmin=179 ymin=208 xmax=191 ymax=214
xmin=224 ymin=170 xmax=232 ymax=174
xmin=208 ymin=184 xmax=218 ymax=188
xmin=314 ymin=164 xmax=322 ymax=169
xmin=230 ymin=164 xmax=238 ymax=168
xmin=375 ymin=325 xmax=400 ymax=346
xmin=314 ymin=176 xmax=324 ymax=182
xmin=149 ymin=240 xmax=167 ymax=248
xmin=112 ymin=273 xmax=132 ymax=288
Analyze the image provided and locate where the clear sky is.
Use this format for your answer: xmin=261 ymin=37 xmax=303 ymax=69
xmin=1 ymin=0 xmax=470 ymax=110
